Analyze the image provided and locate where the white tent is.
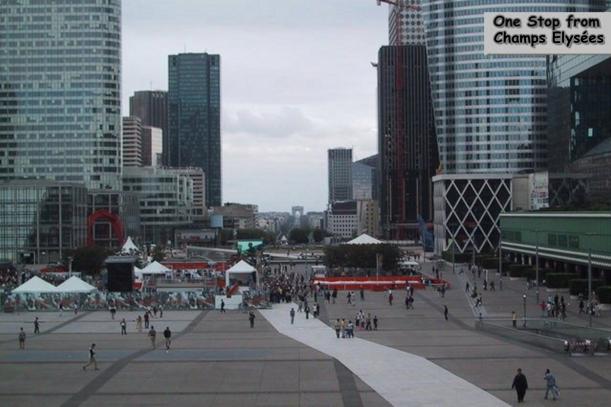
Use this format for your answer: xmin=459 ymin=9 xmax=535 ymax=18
xmin=56 ymin=276 xmax=97 ymax=293
xmin=225 ymin=260 xmax=256 ymax=287
xmin=12 ymin=276 xmax=58 ymax=294
xmin=134 ymin=266 xmax=143 ymax=280
xmin=345 ymin=233 xmax=382 ymax=245
xmin=141 ymin=261 xmax=170 ymax=275
xmin=121 ymin=236 xmax=140 ymax=254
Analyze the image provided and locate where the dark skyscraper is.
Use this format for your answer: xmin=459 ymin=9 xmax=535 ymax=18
xmin=168 ymin=53 xmax=221 ymax=207
xmin=378 ymin=45 xmax=438 ymax=240
xmin=129 ymin=91 xmax=168 ymax=164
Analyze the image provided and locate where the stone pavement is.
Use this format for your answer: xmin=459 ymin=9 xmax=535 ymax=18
xmin=315 ymin=260 xmax=611 ymax=406
xmin=0 ymin=309 xmax=388 ymax=407
xmin=261 ymin=302 xmax=508 ymax=407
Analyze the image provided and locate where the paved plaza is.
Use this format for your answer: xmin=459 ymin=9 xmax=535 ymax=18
xmin=1 ymin=262 xmax=610 ymax=406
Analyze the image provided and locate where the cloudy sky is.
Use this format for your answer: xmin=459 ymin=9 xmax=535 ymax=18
xmin=123 ymin=0 xmax=388 ymax=212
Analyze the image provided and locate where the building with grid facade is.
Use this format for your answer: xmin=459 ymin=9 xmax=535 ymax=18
xmin=328 ymin=148 xmax=353 ymax=203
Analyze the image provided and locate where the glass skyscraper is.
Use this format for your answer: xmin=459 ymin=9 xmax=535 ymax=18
xmin=328 ymin=148 xmax=353 ymax=203
xmin=422 ymin=0 xmax=600 ymax=174
xmin=168 ymin=53 xmax=221 ymax=208
xmin=0 ymin=0 xmax=122 ymax=190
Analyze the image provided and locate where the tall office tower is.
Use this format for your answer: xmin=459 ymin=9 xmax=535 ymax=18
xmin=129 ymin=91 xmax=168 ymax=164
xmin=0 ymin=0 xmax=122 ymax=190
xmin=122 ymin=117 xmax=143 ymax=167
xmin=352 ymin=155 xmax=378 ymax=201
xmin=378 ymin=46 xmax=438 ymax=240
xmin=422 ymin=0 xmax=596 ymax=174
xmin=328 ymin=148 xmax=353 ymax=203
xmin=168 ymin=53 xmax=221 ymax=207
xmin=388 ymin=0 xmax=425 ymax=46
xmin=141 ymin=126 xmax=163 ymax=167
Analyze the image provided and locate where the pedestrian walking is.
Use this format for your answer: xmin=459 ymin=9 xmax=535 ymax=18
xmin=444 ymin=305 xmax=448 ymax=321
xmin=366 ymin=313 xmax=372 ymax=330
xmin=465 ymin=281 xmax=470 ymax=293
xmin=148 ymin=326 xmax=157 ymax=349
xmin=109 ymin=304 xmax=116 ymax=320
xmin=347 ymin=291 xmax=352 ymax=305
xmin=144 ymin=311 xmax=150 ymax=329
xmin=511 ymin=368 xmax=528 ymax=403
xmin=248 ymin=311 xmax=256 ymax=328
xmin=159 ymin=305 xmax=163 ymax=318
xmin=388 ymin=292 xmax=393 ymax=306
xmin=334 ymin=319 xmax=341 ymax=338
xmin=332 ymin=288 xmax=337 ymax=304
xmin=18 ymin=327 xmax=26 ymax=350
xmin=34 ymin=317 xmax=40 ymax=334
xmin=544 ymin=369 xmax=559 ymax=400
xmin=163 ymin=327 xmax=172 ymax=352
xmin=304 ymin=305 xmax=310 ymax=319
xmin=290 ymin=307 xmax=295 ymax=324
xmin=360 ymin=288 xmax=365 ymax=301
xmin=120 ymin=318 xmax=127 ymax=335
xmin=220 ymin=299 xmax=226 ymax=313
xmin=340 ymin=319 xmax=346 ymax=338
xmin=82 ymin=343 xmax=99 ymax=371
xmin=373 ymin=315 xmax=378 ymax=330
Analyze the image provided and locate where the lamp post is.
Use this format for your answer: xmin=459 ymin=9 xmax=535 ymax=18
xmin=68 ymin=256 xmax=73 ymax=278
xmin=522 ymin=294 xmax=527 ymax=327
xmin=588 ymin=249 xmax=592 ymax=328
xmin=451 ymin=239 xmax=455 ymax=275
xmin=535 ymin=242 xmax=540 ymax=304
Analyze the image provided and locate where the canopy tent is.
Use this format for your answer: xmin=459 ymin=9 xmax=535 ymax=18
xmin=121 ymin=236 xmax=140 ymax=254
xmin=345 ymin=233 xmax=382 ymax=245
xmin=12 ymin=276 xmax=58 ymax=294
xmin=141 ymin=261 xmax=170 ymax=275
xmin=225 ymin=260 xmax=256 ymax=287
xmin=56 ymin=276 xmax=97 ymax=293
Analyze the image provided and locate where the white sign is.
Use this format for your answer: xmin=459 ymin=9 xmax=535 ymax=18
xmin=529 ymin=172 xmax=549 ymax=210
xmin=484 ymin=12 xmax=611 ymax=55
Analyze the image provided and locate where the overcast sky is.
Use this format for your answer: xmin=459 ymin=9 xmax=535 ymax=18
xmin=123 ymin=0 xmax=388 ymax=212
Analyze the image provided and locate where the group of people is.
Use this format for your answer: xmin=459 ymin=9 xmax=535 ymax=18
xmin=511 ymin=368 xmax=560 ymax=403
xmin=542 ymin=294 xmax=567 ymax=319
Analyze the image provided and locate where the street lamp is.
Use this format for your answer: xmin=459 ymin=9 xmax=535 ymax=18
xmin=522 ymin=294 xmax=527 ymax=327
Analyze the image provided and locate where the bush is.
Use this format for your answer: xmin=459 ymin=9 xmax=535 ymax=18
xmin=596 ymin=286 xmax=611 ymax=304
xmin=545 ymin=273 xmax=577 ymax=289
xmin=569 ymin=279 xmax=604 ymax=296
xmin=507 ymin=264 xmax=531 ymax=278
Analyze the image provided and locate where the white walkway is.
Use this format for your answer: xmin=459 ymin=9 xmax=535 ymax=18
xmin=261 ymin=303 xmax=508 ymax=407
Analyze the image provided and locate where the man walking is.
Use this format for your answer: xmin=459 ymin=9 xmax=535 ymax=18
xmin=544 ymin=369 xmax=559 ymax=400
xmin=334 ymin=319 xmax=341 ymax=338
xmin=249 ymin=311 xmax=256 ymax=328
xmin=82 ymin=343 xmax=99 ymax=371
xmin=444 ymin=305 xmax=449 ymax=321
xmin=148 ymin=326 xmax=157 ymax=349
xmin=290 ymin=307 xmax=295 ymax=324
xmin=18 ymin=327 xmax=26 ymax=350
xmin=120 ymin=318 xmax=127 ymax=335
xmin=304 ymin=304 xmax=310 ymax=319
xmin=163 ymin=327 xmax=172 ymax=352
xmin=512 ymin=368 xmax=528 ymax=403
xmin=373 ymin=315 xmax=378 ymax=330
xmin=34 ymin=317 xmax=40 ymax=334
xmin=144 ymin=311 xmax=150 ymax=329
xmin=220 ymin=299 xmax=225 ymax=313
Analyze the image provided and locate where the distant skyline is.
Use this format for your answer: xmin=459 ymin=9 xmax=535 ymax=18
xmin=123 ymin=0 xmax=387 ymax=212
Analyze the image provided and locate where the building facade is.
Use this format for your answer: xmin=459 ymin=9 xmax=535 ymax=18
xmin=122 ymin=117 xmax=143 ymax=167
xmin=378 ymin=45 xmax=438 ymax=240
xmin=388 ymin=0 xmax=425 ymax=46
xmin=122 ymin=167 xmax=195 ymax=244
xmin=141 ymin=126 xmax=162 ymax=167
xmin=328 ymin=148 xmax=353 ymax=203
xmin=357 ymin=200 xmax=380 ymax=238
xmin=0 ymin=180 xmax=87 ymax=264
xmin=326 ymin=201 xmax=358 ymax=239
xmin=422 ymin=0 xmax=597 ymax=174
xmin=0 ymin=0 xmax=122 ymax=190
xmin=129 ymin=90 xmax=168 ymax=165
xmin=168 ymin=53 xmax=221 ymax=207
xmin=211 ymin=203 xmax=257 ymax=230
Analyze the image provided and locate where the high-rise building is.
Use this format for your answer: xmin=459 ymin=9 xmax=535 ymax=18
xmin=129 ymin=91 xmax=168 ymax=164
xmin=422 ymin=0 xmax=598 ymax=175
xmin=352 ymin=155 xmax=378 ymax=201
xmin=168 ymin=53 xmax=221 ymax=207
xmin=328 ymin=148 xmax=353 ymax=203
xmin=0 ymin=0 xmax=122 ymax=190
xmin=378 ymin=46 xmax=438 ymax=240
xmin=122 ymin=117 xmax=143 ymax=167
xmin=141 ymin=126 xmax=163 ymax=167
xmin=388 ymin=0 xmax=425 ymax=46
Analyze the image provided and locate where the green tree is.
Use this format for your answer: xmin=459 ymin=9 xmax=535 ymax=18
xmin=65 ymin=245 xmax=112 ymax=276
xmin=323 ymin=244 xmax=400 ymax=272
xmin=312 ymin=228 xmax=330 ymax=243
xmin=289 ymin=228 xmax=310 ymax=244
xmin=151 ymin=245 xmax=166 ymax=262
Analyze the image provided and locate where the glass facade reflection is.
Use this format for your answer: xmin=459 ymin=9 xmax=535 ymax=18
xmin=0 ymin=0 xmax=122 ymax=190
xmin=422 ymin=0 xmax=600 ymax=174
xmin=0 ymin=180 xmax=87 ymax=264
xmin=168 ymin=53 xmax=221 ymax=207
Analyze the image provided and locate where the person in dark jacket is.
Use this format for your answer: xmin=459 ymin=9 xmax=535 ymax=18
xmin=512 ymin=368 xmax=528 ymax=403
